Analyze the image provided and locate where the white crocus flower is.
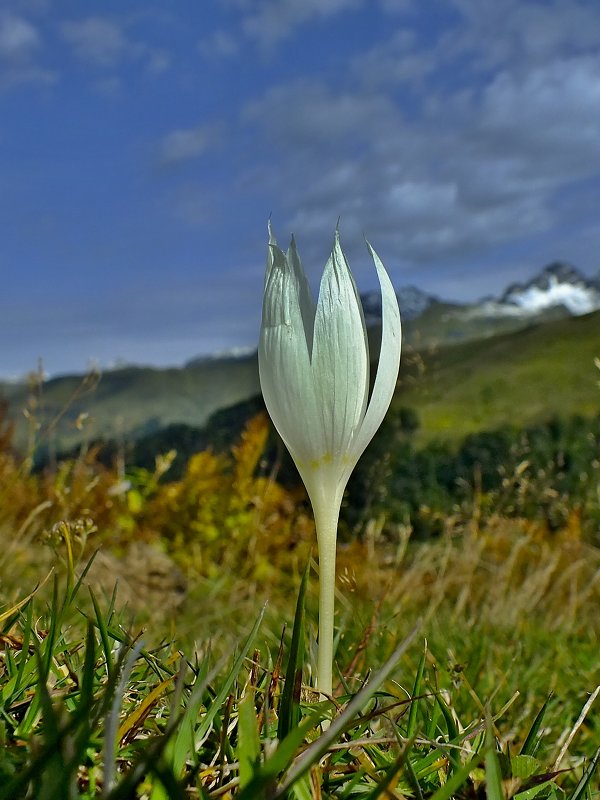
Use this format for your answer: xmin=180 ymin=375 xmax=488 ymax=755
xmin=258 ymin=225 xmax=401 ymax=698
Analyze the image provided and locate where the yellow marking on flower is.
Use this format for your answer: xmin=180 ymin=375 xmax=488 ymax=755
xmin=307 ymin=452 xmax=334 ymax=469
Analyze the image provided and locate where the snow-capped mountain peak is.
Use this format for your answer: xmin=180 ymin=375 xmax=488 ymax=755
xmin=504 ymin=275 xmax=597 ymax=315
xmin=500 ymin=263 xmax=600 ymax=316
xmin=464 ymin=262 xmax=600 ymax=320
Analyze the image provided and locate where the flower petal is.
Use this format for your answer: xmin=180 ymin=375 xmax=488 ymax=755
xmin=259 ymin=235 xmax=323 ymax=468
xmin=310 ymin=230 xmax=369 ymax=466
xmin=346 ymin=241 xmax=401 ymax=468
xmin=263 ymin=219 xmax=277 ymax=288
xmin=287 ymin=235 xmax=316 ymax=355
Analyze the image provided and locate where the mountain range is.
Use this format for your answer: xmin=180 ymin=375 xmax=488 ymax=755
xmin=363 ymin=261 xmax=600 ymax=332
xmin=1 ymin=261 xmax=599 ymax=454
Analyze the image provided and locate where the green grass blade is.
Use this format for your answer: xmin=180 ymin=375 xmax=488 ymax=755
xmin=434 ymin=690 xmax=458 ymax=741
xmin=103 ymin=639 xmax=145 ymax=797
xmin=2 ymin=644 xmax=93 ymax=800
xmin=195 ymin=604 xmax=265 ymax=745
xmin=104 ymin=731 xmax=183 ymax=800
xmin=12 ymin=601 xmax=34 ymax=700
xmin=362 ymin=743 xmax=410 ymax=800
xmin=404 ymin=752 xmax=425 ymax=800
xmin=433 ymin=689 xmax=461 ymax=771
xmin=278 ymin=560 xmax=309 ymax=743
xmin=68 ymin=549 xmax=98 ymax=604
xmin=428 ymin=754 xmax=483 ymax=800
xmin=273 ymin=623 xmax=421 ymax=798
xmin=238 ymin=688 xmax=261 ymax=789
xmin=520 ymin=693 xmax=553 ymax=756
xmin=426 ymin=694 xmax=441 ymax=740
xmin=406 ymin=639 xmax=427 ymax=739
xmin=151 ymin=653 xmax=216 ymax=800
xmin=152 ymin=604 xmax=266 ymax=800
xmin=485 ymin=715 xmax=505 ymax=800
xmin=88 ymin=587 xmax=115 ymax=678
xmin=567 ymin=746 xmax=600 ymax=800
xmin=146 ymin=763 xmax=188 ymax=800
xmin=238 ymin=710 xmax=324 ymax=800
xmin=33 ymin=646 xmax=62 ymax=794
xmin=1 ymin=606 xmax=36 ymax=715
xmin=289 ymin=775 xmax=314 ymax=800
xmin=41 ymin=576 xmax=62 ymax=677
xmin=79 ymin=622 xmax=98 ymax=715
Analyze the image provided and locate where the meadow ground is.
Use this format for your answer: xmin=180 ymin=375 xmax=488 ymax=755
xmin=1 ymin=383 xmax=600 ymax=796
xmin=1 ymin=509 xmax=600 ymax=798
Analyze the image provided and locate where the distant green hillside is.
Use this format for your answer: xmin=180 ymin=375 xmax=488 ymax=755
xmin=401 ymin=299 xmax=568 ymax=348
xmin=1 ymin=355 xmax=260 ymax=454
xmin=2 ymin=310 xmax=598 ymax=458
xmin=396 ymin=309 xmax=600 ymax=444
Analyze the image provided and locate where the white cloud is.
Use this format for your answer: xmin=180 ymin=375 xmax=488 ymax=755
xmin=449 ymin=0 xmax=600 ymax=67
xmin=388 ymin=181 xmax=457 ymax=221
xmin=60 ymin=16 xmax=170 ymax=74
xmin=0 ymin=12 xmax=57 ymax=90
xmin=245 ymin=80 xmax=399 ymax=149
xmin=159 ymin=125 xmax=217 ymax=165
xmin=239 ymin=0 xmax=363 ymax=46
xmin=204 ymin=0 xmax=367 ymax=53
xmin=61 ymin=17 xmax=127 ymax=67
xmin=0 ymin=12 xmax=39 ymax=60
xmin=479 ymin=55 xmax=600 ymax=163
xmin=198 ymin=29 xmax=239 ymax=59
xmin=353 ymin=29 xmax=433 ymax=87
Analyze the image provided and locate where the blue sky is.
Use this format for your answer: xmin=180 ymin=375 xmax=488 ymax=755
xmin=1 ymin=0 xmax=600 ymax=378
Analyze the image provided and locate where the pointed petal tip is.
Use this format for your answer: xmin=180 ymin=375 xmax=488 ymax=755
xmin=334 ymin=218 xmax=341 ymax=241
xmin=364 ymin=238 xmax=377 ymax=256
xmin=288 ymin=233 xmax=300 ymax=262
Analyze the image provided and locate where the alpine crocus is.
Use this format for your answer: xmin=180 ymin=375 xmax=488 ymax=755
xmin=258 ymin=225 xmax=401 ymax=698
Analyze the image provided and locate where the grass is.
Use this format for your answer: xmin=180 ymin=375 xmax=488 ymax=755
xmin=2 ymin=517 xmax=600 ymax=798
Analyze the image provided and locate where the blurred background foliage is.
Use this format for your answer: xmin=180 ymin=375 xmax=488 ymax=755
xmin=1 ymin=381 xmax=599 ymax=613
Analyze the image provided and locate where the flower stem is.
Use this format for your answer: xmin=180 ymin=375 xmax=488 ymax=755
xmin=314 ymin=500 xmax=341 ymax=699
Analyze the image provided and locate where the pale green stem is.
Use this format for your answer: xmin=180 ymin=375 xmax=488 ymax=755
xmin=313 ymin=499 xmax=341 ymax=699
